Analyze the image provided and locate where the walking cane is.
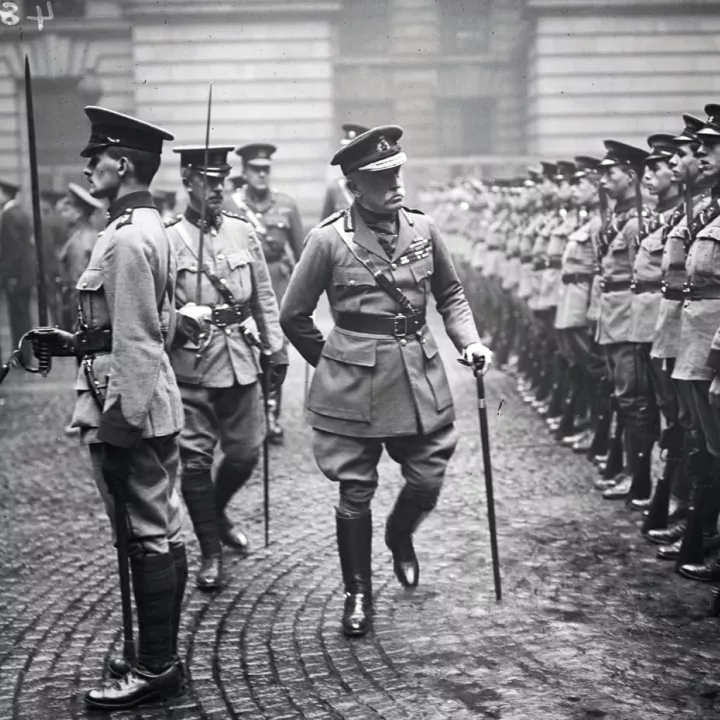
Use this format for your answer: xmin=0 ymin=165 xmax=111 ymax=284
xmin=459 ymin=356 xmax=502 ymax=601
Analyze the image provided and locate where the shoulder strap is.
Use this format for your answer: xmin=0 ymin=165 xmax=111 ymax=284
xmin=332 ymin=214 xmax=417 ymax=315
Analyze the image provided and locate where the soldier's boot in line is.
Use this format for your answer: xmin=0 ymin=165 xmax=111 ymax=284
xmin=555 ymin=365 xmax=582 ymax=441
xmin=640 ymin=451 xmax=683 ymax=531
xmin=545 ymin=352 xmax=569 ymax=426
xmin=336 ymin=509 xmax=373 ymax=637
xmin=215 ymin=458 xmax=255 ymax=553
xmin=86 ymin=554 xmax=183 ymax=710
xmin=108 ymin=543 xmax=188 ymax=680
xmin=675 ymin=456 xmax=720 ymax=571
xmin=266 ymin=386 xmax=284 ymax=445
xmin=385 ymin=487 xmax=435 ymax=589
xmin=581 ymin=382 xmax=613 ymax=459
xmin=181 ymin=468 xmax=223 ymax=590
xmin=596 ymin=413 xmax=625 ymax=484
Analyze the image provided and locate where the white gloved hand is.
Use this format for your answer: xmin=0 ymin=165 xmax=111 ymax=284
xmin=239 ymin=316 xmax=261 ymax=347
xmin=463 ymin=342 xmax=493 ymax=375
xmin=177 ymin=302 xmax=212 ymax=344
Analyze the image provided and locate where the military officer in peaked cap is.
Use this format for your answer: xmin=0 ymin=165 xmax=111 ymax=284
xmin=233 ymin=141 xmax=304 ymax=444
xmin=596 ymin=140 xmax=658 ymax=504
xmin=165 ymin=145 xmax=286 ymax=590
xmin=279 ymin=125 xmax=492 ymax=637
xmin=28 ymin=107 xmax=187 ymax=709
xmin=321 ymin=123 xmax=369 ymax=221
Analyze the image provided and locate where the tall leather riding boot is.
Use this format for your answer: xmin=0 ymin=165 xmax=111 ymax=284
xmin=385 ymin=487 xmax=435 ymax=588
xmin=86 ymin=554 xmax=182 ymax=710
xmin=601 ymin=412 xmax=625 ymax=480
xmin=674 ymin=450 xmax=719 ymax=570
xmin=555 ymin=364 xmax=580 ymax=440
xmin=214 ymin=458 xmax=255 ymax=552
xmin=181 ymin=469 xmax=223 ymax=590
xmin=587 ymin=384 xmax=613 ymax=460
xmin=107 ymin=543 xmax=188 ymax=681
xmin=671 ymin=430 xmax=696 ymax=506
xmin=642 ymin=451 xmax=682 ymax=533
xmin=547 ymin=352 xmax=569 ymax=421
xmin=336 ymin=509 xmax=373 ymax=637
xmin=628 ymin=437 xmax=653 ymax=501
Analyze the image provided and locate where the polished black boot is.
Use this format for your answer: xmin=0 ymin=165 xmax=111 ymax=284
xmin=584 ymin=383 xmax=613 ymax=460
xmin=182 ymin=468 xmax=223 ymax=590
xmin=385 ymin=487 xmax=434 ymax=589
xmin=641 ymin=452 xmax=681 ymax=533
xmin=600 ymin=413 xmax=625 ymax=480
xmin=108 ymin=544 xmax=188 ymax=680
xmin=621 ymin=438 xmax=653 ymax=503
xmin=87 ymin=554 xmax=181 ymax=709
xmin=336 ymin=509 xmax=373 ymax=637
xmin=675 ymin=453 xmax=720 ymax=571
xmin=215 ymin=459 xmax=255 ymax=553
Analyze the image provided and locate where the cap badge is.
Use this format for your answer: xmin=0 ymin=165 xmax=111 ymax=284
xmin=377 ymin=137 xmax=391 ymax=153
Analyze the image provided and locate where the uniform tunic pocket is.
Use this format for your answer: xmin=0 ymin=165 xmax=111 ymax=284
xmin=76 ymin=268 xmax=108 ymax=332
xmin=225 ymin=249 xmax=253 ymax=301
xmin=308 ymin=330 xmax=377 ymax=422
xmin=331 ymin=267 xmax=374 ymax=312
xmin=420 ymin=332 xmax=453 ymax=412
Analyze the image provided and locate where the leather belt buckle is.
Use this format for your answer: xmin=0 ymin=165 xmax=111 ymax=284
xmin=211 ymin=306 xmax=235 ymax=328
xmin=393 ymin=315 xmax=408 ymax=338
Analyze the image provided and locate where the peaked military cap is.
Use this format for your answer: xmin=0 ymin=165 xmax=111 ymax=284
xmin=331 ymin=125 xmax=406 ymax=174
xmin=0 ymin=178 xmax=19 ymax=194
xmin=540 ymin=161 xmax=557 ymax=180
xmin=228 ymin=173 xmax=246 ymax=190
xmin=555 ymin=161 xmax=576 ymax=182
xmin=697 ymin=103 xmax=720 ymax=140
xmin=600 ymin=140 xmax=649 ymax=173
xmin=674 ymin=113 xmax=705 ymax=144
xmin=235 ymin=143 xmax=277 ymax=167
xmin=81 ymin=106 xmax=174 ymax=158
xmin=646 ymin=132 xmax=676 ymax=162
xmin=173 ymin=145 xmax=233 ymax=177
xmin=67 ymin=182 xmax=104 ymax=211
xmin=527 ymin=165 xmax=542 ymax=182
xmin=341 ymin=123 xmax=369 ymax=146
xmin=572 ymin=156 xmax=601 ymax=181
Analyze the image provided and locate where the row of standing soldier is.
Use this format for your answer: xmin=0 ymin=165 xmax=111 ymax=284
xmin=430 ymin=104 xmax=720 ymax=614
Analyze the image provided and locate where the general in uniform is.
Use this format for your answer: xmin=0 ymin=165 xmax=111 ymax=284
xmin=165 ymin=145 xmax=286 ymax=590
xmin=279 ymin=126 xmax=492 ymax=636
xmin=233 ymin=142 xmax=304 ymax=444
xmin=30 ymin=107 xmax=187 ymax=709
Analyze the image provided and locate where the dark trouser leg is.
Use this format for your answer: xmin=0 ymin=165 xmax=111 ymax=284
xmin=215 ymin=457 xmax=257 ymax=552
xmin=181 ymin=469 xmax=221 ymax=559
xmin=7 ymin=288 xmax=32 ymax=365
xmin=385 ymin=424 xmax=458 ymax=588
xmin=169 ymin=543 xmax=187 ymax=656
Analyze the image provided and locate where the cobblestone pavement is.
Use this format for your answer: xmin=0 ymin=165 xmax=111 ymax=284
xmin=3 ymin=305 xmax=720 ymax=720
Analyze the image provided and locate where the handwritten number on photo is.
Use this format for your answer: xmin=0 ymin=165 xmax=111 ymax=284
xmin=27 ymin=2 xmax=53 ymax=31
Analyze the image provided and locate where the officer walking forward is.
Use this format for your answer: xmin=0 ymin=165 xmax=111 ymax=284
xmin=165 ymin=145 xmax=286 ymax=590
xmin=279 ymin=126 xmax=492 ymax=636
xmin=29 ymin=107 xmax=188 ymax=709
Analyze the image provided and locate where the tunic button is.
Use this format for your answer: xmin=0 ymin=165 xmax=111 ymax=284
xmin=225 ymin=328 xmax=232 ymax=336
xmin=391 ymin=263 xmax=397 ymax=270
xmin=400 ymin=339 xmax=407 ymax=347
xmin=349 ymin=280 xmax=356 ymax=286
xmin=217 ymin=253 xmax=225 ymax=260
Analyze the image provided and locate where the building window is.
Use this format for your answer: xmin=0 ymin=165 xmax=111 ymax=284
xmin=439 ymin=99 xmax=495 ymax=155
xmin=441 ymin=0 xmax=492 ymax=55
xmin=336 ymin=0 xmax=389 ymax=57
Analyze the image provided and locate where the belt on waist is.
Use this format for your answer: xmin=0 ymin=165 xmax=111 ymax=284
xmin=600 ymin=280 xmax=632 ymax=293
xmin=662 ymin=285 xmax=685 ymax=301
xmin=335 ymin=312 xmax=426 ymax=338
xmin=562 ymin=273 xmax=594 ymax=284
xmin=75 ymin=328 xmax=112 ymax=354
xmin=631 ymin=281 xmax=662 ymax=294
xmin=210 ymin=303 xmax=251 ymax=327
xmin=684 ymin=285 xmax=720 ymax=301
xmin=520 ymin=258 xmax=533 ymax=265
xmin=547 ymin=258 xmax=562 ymax=270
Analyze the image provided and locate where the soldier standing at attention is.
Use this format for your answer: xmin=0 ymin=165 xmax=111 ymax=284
xmin=321 ymin=123 xmax=369 ymax=220
xmin=165 ymin=145 xmax=286 ymax=590
xmin=279 ymin=126 xmax=493 ymax=637
xmin=233 ymin=142 xmax=303 ymax=444
xmin=0 ymin=179 xmax=34 ymax=365
xmin=29 ymin=107 xmax=188 ymax=709
xmin=56 ymin=183 xmax=103 ymax=332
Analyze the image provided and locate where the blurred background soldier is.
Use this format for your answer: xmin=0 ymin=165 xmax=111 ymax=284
xmin=233 ymin=142 xmax=303 ymax=444
xmin=40 ymin=189 xmax=68 ymax=326
xmin=321 ymin=123 xmax=368 ymax=220
xmin=166 ymin=145 xmax=287 ymax=590
xmin=0 ymin=179 xmax=34 ymax=366
xmin=152 ymin=190 xmax=178 ymax=223
xmin=56 ymin=183 xmax=103 ymax=332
